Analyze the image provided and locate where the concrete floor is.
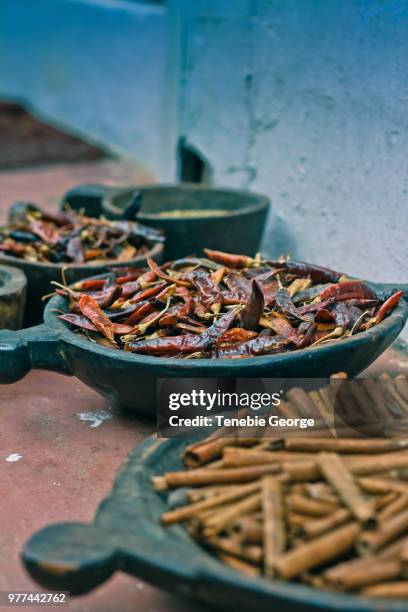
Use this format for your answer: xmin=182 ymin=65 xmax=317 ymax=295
xmin=0 ymin=161 xmax=407 ymax=612
xmin=0 ymin=161 xmax=205 ymax=612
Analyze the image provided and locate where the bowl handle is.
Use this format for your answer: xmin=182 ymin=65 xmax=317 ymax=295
xmin=61 ymin=183 xmax=135 ymax=218
xmin=0 ymin=324 xmax=70 ymax=384
xmin=23 ymin=523 xmax=117 ymax=595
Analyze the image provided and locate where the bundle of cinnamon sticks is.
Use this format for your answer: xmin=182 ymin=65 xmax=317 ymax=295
xmin=153 ymin=373 xmax=408 ymax=598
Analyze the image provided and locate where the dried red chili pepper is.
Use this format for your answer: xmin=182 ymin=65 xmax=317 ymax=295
xmin=147 ymin=256 xmax=190 ymax=287
xmin=125 ymin=301 xmax=155 ymax=325
xmin=204 ymin=249 xmax=254 ymax=269
xmin=126 ymin=334 xmax=205 ymax=356
xmin=267 ymin=259 xmax=342 ymax=283
xmin=320 ymin=281 xmax=377 ymax=302
xmin=215 ymin=328 xmax=258 ymax=346
xmin=275 ymin=288 xmax=305 ymax=322
xmin=190 ymin=270 xmax=222 ymax=314
xmin=240 ymin=280 xmax=264 ymax=330
xmin=130 ymin=281 xmax=167 ymax=304
xmin=375 ymin=291 xmax=404 ymax=323
xmin=78 ymin=295 xmax=115 ymax=342
xmin=216 ymin=335 xmax=290 ymax=358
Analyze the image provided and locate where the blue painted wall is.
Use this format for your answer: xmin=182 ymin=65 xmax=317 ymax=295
xmin=0 ymin=0 xmax=177 ymax=179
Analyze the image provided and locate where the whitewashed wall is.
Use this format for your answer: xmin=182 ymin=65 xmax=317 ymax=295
xmin=178 ymin=0 xmax=408 ymax=288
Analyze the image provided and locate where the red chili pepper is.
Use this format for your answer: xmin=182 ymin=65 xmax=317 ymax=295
xmin=124 ymin=301 xmax=154 ymax=325
xmin=116 ymin=272 xmax=142 ymax=284
xmin=291 ymin=323 xmax=317 ymax=349
xmin=240 ymin=280 xmax=264 ymax=330
xmin=315 ymin=308 xmax=334 ymax=322
xmin=275 ymin=288 xmax=304 ymax=322
xmin=159 ymin=305 xmax=182 ymax=326
xmin=262 ymin=317 xmax=297 ymax=339
xmin=59 ymin=313 xmax=98 ymax=331
xmin=216 ymin=335 xmax=290 ymax=358
xmin=193 ymin=297 xmax=212 ymax=319
xmin=267 ymin=260 xmax=342 ymax=283
xmin=174 ymin=322 xmax=206 ymax=334
xmin=126 ymin=334 xmax=205 ymax=355
xmin=215 ymin=327 xmax=258 ymax=346
xmin=147 ymin=255 xmax=190 ymax=287
xmin=61 ymin=313 xmax=131 ymax=336
xmin=138 ymin=270 xmax=157 ymax=287
xmin=345 ymin=298 xmax=379 ymax=309
xmin=78 ymin=295 xmax=115 ymax=342
xmin=97 ymin=285 xmax=123 ymax=309
xmin=331 ymin=303 xmax=351 ymax=329
xmin=130 ymin=281 xmax=167 ymax=304
xmin=204 ymin=249 xmax=254 ymax=269
xmin=320 ymin=281 xmax=377 ymax=302
xmin=297 ymin=299 xmax=334 ymax=315
xmin=221 ymin=290 xmax=250 ymax=305
xmin=224 ymin=273 xmax=251 ymax=292
xmin=375 ymin=291 xmax=404 ymax=323
xmin=175 ymin=286 xmax=193 ymax=314
xmin=120 ymin=280 xmax=141 ymax=298
xmin=74 ymin=279 xmax=106 ymax=291
xmin=190 ymin=270 xmax=222 ymax=314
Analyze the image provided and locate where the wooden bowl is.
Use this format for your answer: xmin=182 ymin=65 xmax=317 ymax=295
xmin=0 ymin=264 xmax=27 ymax=330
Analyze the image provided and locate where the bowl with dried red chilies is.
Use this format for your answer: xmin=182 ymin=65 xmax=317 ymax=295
xmin=62 ymin=183 xmax=271 ymax=261
xmin=0 ymin=249 xmax=406 ymax=414
xmin=0 ymin=202 xmax=164 ymax=325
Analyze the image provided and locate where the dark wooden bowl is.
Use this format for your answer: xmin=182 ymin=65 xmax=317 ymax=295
xmin=21 ymin=436 xmax=408 ymax=611
xmin=62 ymin=183 xmax=271 ymax=260
xmin=0 ymin=264 xmax=27 ymax=330
xmin=0 ymin=240 xmax=163 ymax=327
xmin=0 ymin=273 xmax=406 ymax=414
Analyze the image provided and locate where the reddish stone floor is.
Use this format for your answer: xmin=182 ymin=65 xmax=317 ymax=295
xmin=0 ymin=371 xmax=206 ymax=612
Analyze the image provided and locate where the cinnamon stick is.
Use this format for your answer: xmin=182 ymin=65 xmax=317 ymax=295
xmin=317 ymin=452 xmax=376 ymax=527
xmin=262 ymin=477 xmax=286 ymax=577
xmin=357 ymin=508 xmax=408 ymax=555
xmin=273 ymin=522 xmax=360 ymax=579
xmin=328 ymin=558 xmax=401 ymax=590
xmin=216 ymin=552 xmax=260 ymax=576
xmin=232 ymin=516 xmax=263 ymax=544
xmin=379 ymin=493 xmax=408 ymax=522
xmin=301 ymin=508 xmax=351 ymax=539
xmin=222 ymin=447 xmax=316 ymax=467
xmin=152 ymin=463 xmax=282 ymax=490
xmin=287 ymin=493 xmax=338 ymax=517
xmin=161 ymin=481 xmax=260 ymax=525
xmin=203 ymin=492 xmax=262 ymax=537
xmin=205 ymin=535 xmax=262 ymax=565
xmin=286 ymin=387 xmax=317 ymax=418
xmin=361 ymin=582 xmax=408 ymax=598
xmin=395 ymin=375 xmax=408 ymax=403
xmin=283 ymin=437 xmax=408 ymax=453
xmin=358 ymin=477 xmax=408 ymax=495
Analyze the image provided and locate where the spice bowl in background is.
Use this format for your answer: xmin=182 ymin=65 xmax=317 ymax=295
xmin=0 ymin=203 xmax=164 ymax=326
xmin=62 ymin=183 xmax=271 ymax=260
